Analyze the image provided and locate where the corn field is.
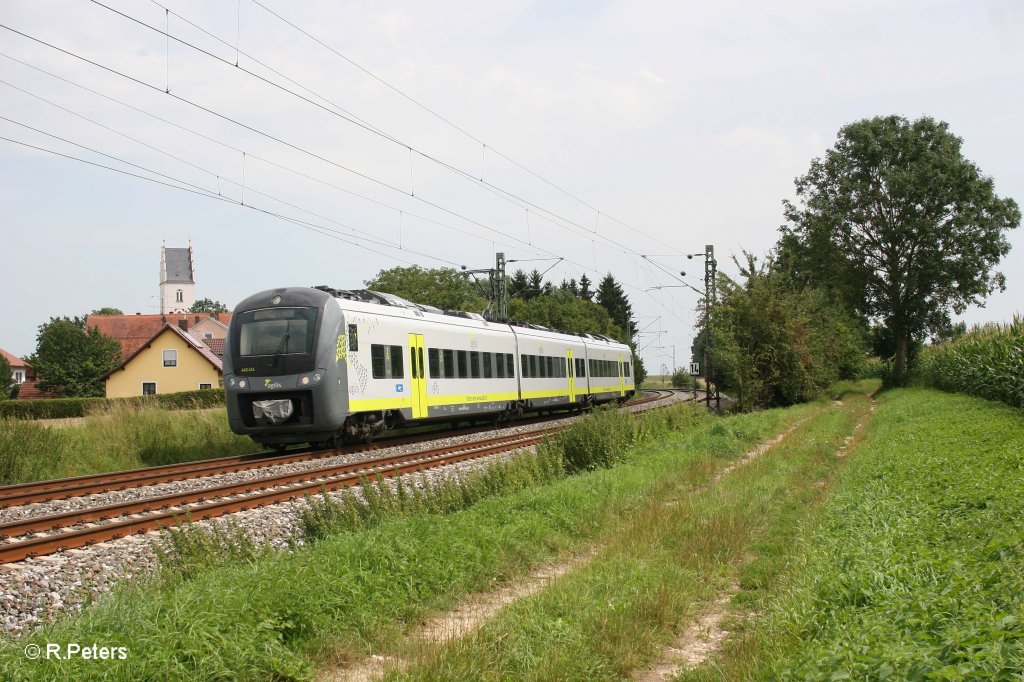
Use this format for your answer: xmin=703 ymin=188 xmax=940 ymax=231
xmin=916 ymin=316 xmax=1024 ymax=408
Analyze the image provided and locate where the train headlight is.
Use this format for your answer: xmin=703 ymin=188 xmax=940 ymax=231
xmin=238 ymin=379 xmax=247 ymax=389
xmin=228 ymin=377 xmax=236 ymax=387
xmin=299 ymin=372 xmax=324 ymax=386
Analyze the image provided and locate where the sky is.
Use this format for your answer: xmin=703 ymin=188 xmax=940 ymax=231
xmin=1 ymin=0 xmax=1021 ymax=374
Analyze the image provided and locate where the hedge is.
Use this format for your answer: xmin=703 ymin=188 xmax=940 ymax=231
xmin=0 ymin=389 xmax=226 ymax=420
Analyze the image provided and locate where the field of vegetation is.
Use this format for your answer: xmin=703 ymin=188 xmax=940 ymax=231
xmin=915 ymin=316 xmax=1023 ymax=408
xmin=686 ymin=387 xmax=1024 ymax=679
xmin=0 ymin=402 xmax=260 ymax=485
xmin=3 ymin=383 xmax=1021 ymax=681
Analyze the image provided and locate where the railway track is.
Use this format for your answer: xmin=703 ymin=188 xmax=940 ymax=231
xmin=0 ymin=389 xmax=679 ymax=564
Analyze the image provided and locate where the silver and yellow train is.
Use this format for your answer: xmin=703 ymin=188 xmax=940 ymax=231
xmin=224 ymin=286 xmax=635 ymax=447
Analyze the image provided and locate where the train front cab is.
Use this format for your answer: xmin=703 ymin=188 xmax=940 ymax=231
xmin=224 ymin=287 xmax=349 ymax=447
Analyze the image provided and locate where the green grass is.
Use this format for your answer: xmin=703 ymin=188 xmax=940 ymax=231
xmin=0 ymin=394 xmax=813 ymax=681
xmin=393 ymin=390 xmax=872 ymax=680
xmin=0 ymin=402 xmax=260 ymax=485
xmin=681 ymin=387 xmax=1024 ymax=680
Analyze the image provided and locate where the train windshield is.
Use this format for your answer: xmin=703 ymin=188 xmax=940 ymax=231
xmin=237 ymin=307 xmax=317 ymax=357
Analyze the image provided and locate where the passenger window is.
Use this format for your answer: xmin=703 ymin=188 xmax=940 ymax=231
xmin=539 ymin=355 xmax=547 ymax=378
xmin=507 ymin=354 xmax=514 ymax=378
xmin=529 ymin=355 xmax=537 ymax=378
xmin=348 ymin=324 xmax=358 ymax=351
xmin=470 ymin=351 xmax=481 ymax=378
xmin=389 ymin=345 xmax=404 ymax=379
xmin=428 ymin=348 xmax=440 ymax=378
xmin=457 ymin=350 xmax=468 ymax=378
xmin=483 ymin=352 xmax=493 ymax=378
xmin=443 ymin=349 xmax=455 ymax=379
xmin=496 ymin=353 xmax=505 ymax=378
xmin=371 ymin=344 xmax=386 ymax=379
xmin=521 ymin=355 xmax=528 ymax=378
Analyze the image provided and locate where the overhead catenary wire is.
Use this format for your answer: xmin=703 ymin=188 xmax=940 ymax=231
xmin=246 ymin=0 xmax=691 ymax=259
xmin=0 ymin=52 xmax=538 ymax=258
xmin=0 ymin=133 xmax=442 ymax=268
xmin=0 ymin=21 xmax=694 ymax=328
xmin=82 ymin=1 xmax=684 ymax=275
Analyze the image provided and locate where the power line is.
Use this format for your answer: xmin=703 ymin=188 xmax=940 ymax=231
xmin=0 ymin=51 xmax=538 ymax=258
xmin=0 ymin=21 xmax=694 ymax=327
xmin=247 ymin=0 xmax=692 ymax=259
xmin=0 ymin=129 xmax=451 ymax=267
xmin=0 ymin=24 xmax=555 ymax=259
xmin=84 ymin=1 xmax=681 ymax=272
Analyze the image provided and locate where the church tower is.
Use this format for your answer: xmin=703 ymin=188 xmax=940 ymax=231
xmin=160 ymin=242 xmax=196 ymax=314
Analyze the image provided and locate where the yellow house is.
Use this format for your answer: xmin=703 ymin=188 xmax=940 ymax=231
xmin=104 ymin=324 xmax=223 ymax=398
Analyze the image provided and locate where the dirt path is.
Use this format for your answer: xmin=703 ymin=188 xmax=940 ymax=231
xmin=319 ymin=551 xmax=597 ymax=682
xmin=322 ymin=409 xmax=825 ymax=682
xmin=637 ymin=399 xmax=875 ymax=680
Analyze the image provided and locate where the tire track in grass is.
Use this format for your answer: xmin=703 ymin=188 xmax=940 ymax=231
xmin=319 ymin=550 xmax=598 ymax=681
xmin=636 ymin=396 xmax=875 ymax=681
xmin=324 ymin=407 xmax=824 ymax=681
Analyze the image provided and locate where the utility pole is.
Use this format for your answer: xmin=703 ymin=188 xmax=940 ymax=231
xmin=462 ymin=252 xmax=509 ymax=321
xmin=703 ymin=244 xmax=719 ymax=410
xmin=494 ymin=252 xmax=508 ymax=321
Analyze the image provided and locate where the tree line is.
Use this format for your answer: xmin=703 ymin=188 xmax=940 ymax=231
xmin=364 ymin=266 xmax=645 ymax=383
xmin=701 ymin=115 xmax=1018 ymax=409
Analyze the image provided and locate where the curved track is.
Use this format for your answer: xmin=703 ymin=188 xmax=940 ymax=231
xmin=0 ymin=389 xmax=680 ymax=563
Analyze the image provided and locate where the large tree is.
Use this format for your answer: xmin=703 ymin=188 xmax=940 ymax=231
xmin=595 ymin=273 xmax=637 ymax=339
xmin=365 ymin=266 xmax=486 ymax=312
xmin=28 ymin=317 xmax=122 ymax=397
xmin=779 ymin=115 xmax=1019 ymax=383
xmin=89 ymin=307 xmax=124 ymax=316
xmin=189 ymin=298 xmax=229 ymax=313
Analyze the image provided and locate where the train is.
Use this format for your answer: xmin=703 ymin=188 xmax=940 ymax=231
xmin=223 ymin=286 xmax=635 ymax=448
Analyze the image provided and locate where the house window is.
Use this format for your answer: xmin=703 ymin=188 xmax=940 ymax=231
xmin=14 ymin=371 xmax=23 ymax=383
xmin=163 ymin=349 xmax=177 ymax=367
xmin=176 ymin=289 xmax=183 ymax=303
xmin=142 ymin=382 xmax=157 ymax=395
xmin=199 ymin=383 xmax=212 ymax=390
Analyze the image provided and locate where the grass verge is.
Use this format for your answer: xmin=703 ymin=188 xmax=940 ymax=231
xmin=0 ymin=397 xmax=814 ymax=681
xmin=0 ymin=402 xmax=260 ymax=485
xmin=680 ymin=387 xmax=1024 ymax=680
xmin=390 ymin=389 xmax=874 ymax=680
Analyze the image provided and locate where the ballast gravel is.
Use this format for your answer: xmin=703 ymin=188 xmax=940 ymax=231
xmin=0 ymin=392 xmax=686 ymax=637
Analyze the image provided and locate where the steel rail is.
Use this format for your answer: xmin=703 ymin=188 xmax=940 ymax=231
xmin=0 ymin=431 xmax=550 ymax=563
xmin=0 ymin=391 xmax=666 ymax=508
xmin=0 ymin=429 xmax=556 ymax=540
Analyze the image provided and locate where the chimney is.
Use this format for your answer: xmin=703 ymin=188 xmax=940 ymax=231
xmin=179 ymin=319 xmax=189 ymax=331
xmin=194 ymin=315 xmax=201 ymax=324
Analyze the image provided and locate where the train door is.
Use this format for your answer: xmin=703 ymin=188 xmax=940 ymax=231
xmin=408 ymin=333 xmax=427 ymax=418
xmin=566 ymin=349 xmax=575 ymax=402
xmin=618 ymin=355 xmax=625 ymax=397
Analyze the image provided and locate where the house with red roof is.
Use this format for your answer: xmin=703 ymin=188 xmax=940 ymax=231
xmin=102 ymin=323 xmax=224 ymax=398
xmin=1 ymin=348 xmax=29 ymax=387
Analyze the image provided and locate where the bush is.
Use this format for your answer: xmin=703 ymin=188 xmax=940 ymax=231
xmin=0 ymin=389 xmax=225 ymax=420
xmin=915 ymin=317 xmax=1024 ymax=408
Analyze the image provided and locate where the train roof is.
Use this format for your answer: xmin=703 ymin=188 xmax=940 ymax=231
xmin=313 ymin=286 xmax=630 ymax=350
